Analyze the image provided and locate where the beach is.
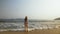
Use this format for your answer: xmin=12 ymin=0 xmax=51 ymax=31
xmin=1 ymin=0 xmax=60 ymax=34
xmin=0 ymin=19 xmax=60 ymax=34
xmin=0 ymin=21 xmax=60 ymax=34
xmin=0 ymin=28 xmax=60 ymax=34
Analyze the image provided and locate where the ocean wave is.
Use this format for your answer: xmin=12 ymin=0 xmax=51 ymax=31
xmin=0 ymin=22 xmax=60 ymax=32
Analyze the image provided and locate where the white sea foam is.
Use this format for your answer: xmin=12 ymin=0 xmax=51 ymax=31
xmin=0 ymin=22 xmax=60 ymax=32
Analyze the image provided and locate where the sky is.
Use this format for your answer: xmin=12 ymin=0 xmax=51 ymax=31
xmin=0 ymin=0 xmax=60 ymax=20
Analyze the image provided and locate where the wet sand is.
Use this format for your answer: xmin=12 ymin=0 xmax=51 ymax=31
xmin=0 ymin=28 xmax=60 ymax=34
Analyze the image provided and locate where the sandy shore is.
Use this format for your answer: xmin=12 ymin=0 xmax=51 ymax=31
xmin=0 ymin=28 xmax=60 ymax=34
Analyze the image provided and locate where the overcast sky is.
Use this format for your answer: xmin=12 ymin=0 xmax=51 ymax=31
xmin=0 ymin=0 xmax=60 ymax=20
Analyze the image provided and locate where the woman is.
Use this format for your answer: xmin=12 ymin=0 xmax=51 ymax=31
xmin=24 ymin=16 xmax=28 ymax=32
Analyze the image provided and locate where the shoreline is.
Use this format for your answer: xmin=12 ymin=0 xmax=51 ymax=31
xmin=0 ymin=28 xmax=60 ymax=34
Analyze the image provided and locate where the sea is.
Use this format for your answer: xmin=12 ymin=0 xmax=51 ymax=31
xmin=0 ymin=20 xmax=60 ymax=32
